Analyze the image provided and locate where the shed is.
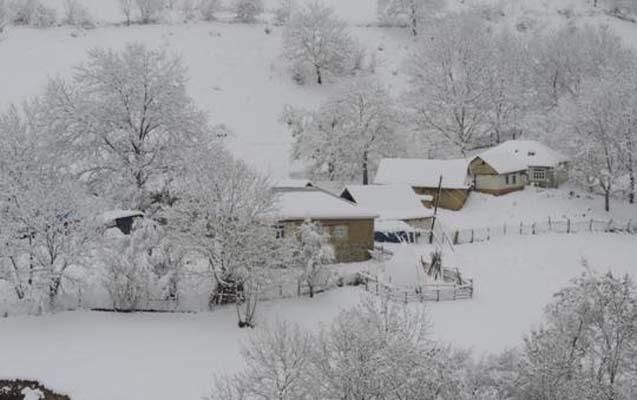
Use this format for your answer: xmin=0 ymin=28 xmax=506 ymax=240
xmin=340 ymin=184 xmax=434 ymax=230
xmin=374 ymin=158 xmax=472 ymax=211
xmin=273 ymin=187 xmax=378 ymax=263
xmin=469 ymin=154 xmax=528 ymax=195
xmin=479 ymin=140 xmax=570 ymax=188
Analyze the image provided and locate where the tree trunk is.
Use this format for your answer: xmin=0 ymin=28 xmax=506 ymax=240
xmin=308 ymin=282 xmax=314 ymax=298
xmin=628 ymin=152 xmax=635 ymax=204
xmin=605 ymin=190 xmax=610 ymax=212
xmin=362 ymin=151 xmax=369 ymax=185
xmin=315 ymin=66 xmax=322 ymax=85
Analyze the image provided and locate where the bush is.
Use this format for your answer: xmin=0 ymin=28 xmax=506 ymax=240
xmin=10 ymin=0 xmax=57 ymax=27
xmin=233 ymin=0 xmax=263 ymax=23
xmin=63 ymin=0 xmax=94 ymax=28
xmin=0 ymin=380 xmax=70 ymax=400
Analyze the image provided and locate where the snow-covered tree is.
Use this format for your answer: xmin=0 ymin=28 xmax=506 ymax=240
xmin=63 ymin=0 xmax=94 ymax=28
xmin=561 ymin=69 xmax=631 ymax=212
xmin=167 ymin=147 xmax=282 ymax=327
xmin=404 ymin=12 xmax=492 ymax=156
xmin=377 ymin=0 xmax=445 ymax=36
xmin=134 ymin=0 xmax=165 ymax=23
xmin=197 ymin=0 xmax=218 ymax=21
xmin=40 ymin=43 xmax=210 ymax=212
xmin=282 ymin=1 xmax=356 ymax=85
xmin=101 ymin=218 xmax=183 ymax=310
xmin=289 ymin=220 xmax=334 ymax=298
xmin=233 ymin=0 xmax=263 ymax=23
xmin=119 ymin=0 xmax=134 ymax=25
xmin=0 ymin=106 xmax=96 ymax=310
xmin=211 ymin=321 xmax=314 ymax=400
xmin=274 ymin=0 xmax=295 ymax=25
xmin=284 ymin=78 xmax=403 ymax=183
xmin=518 ymin=269 xmax=637 ymax=400
xmin=9 ymin=0 xmax=56 ymax=27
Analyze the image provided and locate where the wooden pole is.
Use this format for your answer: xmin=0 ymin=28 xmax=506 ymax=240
xmin=429 ymin=175 xmax=444 ymax=244
xmin=567 ymin=219 xmax=571 ymax=234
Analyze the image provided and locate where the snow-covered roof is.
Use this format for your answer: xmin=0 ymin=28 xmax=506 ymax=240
xmin=341 ymin=184 xmax=433 ymax=221
xmin=273 ymin=179 xmax=313 ymax=188
xmin=479 ymin=140 xmax=570 ymax=169
xmin=374 ymin=158 xmax=471 ymax=189
xmin=100 ymin=210 xmax=144 ymax=224
xmin=273 ymin=188 xmax=378 ymax=221
xmin=472 ymin=152 xmax=528 ymax=174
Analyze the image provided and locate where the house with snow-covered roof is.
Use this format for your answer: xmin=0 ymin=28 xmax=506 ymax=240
xmin=272 ymin=187 xmax=378 ymax=263
xmin=469 ymin=152 xmax=528 ymax=195
xmin=478 ymin=140 xmax=570 ymax=188
xmin=374 ymin=158 xmax=472 ymax=211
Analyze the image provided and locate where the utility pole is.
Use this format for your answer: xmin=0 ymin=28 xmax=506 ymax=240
xmin=429 ymin=175 xmax=443 ymax=244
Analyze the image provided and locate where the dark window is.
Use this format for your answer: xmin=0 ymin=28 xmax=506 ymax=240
xmin=274 ymin=224 xmax=285 ymax=239
xmin=512 ymin=174 xmax=517 ymax=185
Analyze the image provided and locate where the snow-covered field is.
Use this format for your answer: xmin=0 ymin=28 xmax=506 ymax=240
xmin=1 ymin=233 xmax=636 ymax=400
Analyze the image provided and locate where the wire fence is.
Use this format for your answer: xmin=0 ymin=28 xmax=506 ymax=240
xmin=449 ymin=218 xmax=636 ymax=246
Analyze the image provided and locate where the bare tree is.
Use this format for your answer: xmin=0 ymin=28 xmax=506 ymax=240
xmin=233 ymin=0 xmax=263 ymax=23
xmin=119 ymin=0 xmax=134 ymax=25
xmin=282 ymin=2 xmax=355 ymax=85
xmin=135 ymin=0 xmax=165 ymax=23
xmin=377 ymin=0 xmax=445 ymax=36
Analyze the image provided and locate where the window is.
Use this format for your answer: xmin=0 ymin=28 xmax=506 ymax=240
xmin=505 ymin=175 xmax=510 ymax=185
xmin=332 ymin=225 xmax=349 ymax=240
xmin=274 ymin=224 xmax=285 ymax=239
xmin=533 ymin=169 xmax=546 ymax=181
xmin=511 ymin=174 xmax=517 ymax=185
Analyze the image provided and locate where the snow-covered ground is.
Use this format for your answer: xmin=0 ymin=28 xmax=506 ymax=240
xmin=438 ymin=185 xmax=637 ymax=230
xmin=1 ymin=233 xmax=635 ymax=400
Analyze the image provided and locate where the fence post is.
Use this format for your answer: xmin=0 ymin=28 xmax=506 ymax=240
xmin=532 ymin=223 xmax=536 ymax=235
xmin=548 ymin=217 xmax=552 ymax=232
xmin=471 ymin=229 xmax=474 ymax=243
xmin=453 ymin=230 xmax=459 ymax=245
xmin=567 ymin=219 xmax=571 ymax=234
xmin=590 ymin=219 xmax=594 ymax=232
xmin=404 ymin=291 xmax=408 ymax=305
xmin=519 ymin=221 xmax=523 ymax=235
xmin=487 ymin=227 xmax=491 ymax=241
xmin=436 ymin=289 xmax=440 ymax=302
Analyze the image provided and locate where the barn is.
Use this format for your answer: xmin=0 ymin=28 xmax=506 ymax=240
xmin=374 ymin=158 xmax=472 ymax=211
xmin=273 ymin=187 xmax=377 ymax=263
xmin=469 ymin=154 xmax=528 ymax=195
xmin=478 ymin=140 xmax=570 ymax=188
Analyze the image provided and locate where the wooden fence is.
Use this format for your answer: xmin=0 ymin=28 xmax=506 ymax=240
xmin=358 ymin=271 xmax=474 ymax=304
xmin=450 ymin=218 xmax=636 ymax=245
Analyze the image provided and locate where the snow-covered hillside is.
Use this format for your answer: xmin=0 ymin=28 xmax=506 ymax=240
xmin=3 ymin=0 xmax=637 ymax=177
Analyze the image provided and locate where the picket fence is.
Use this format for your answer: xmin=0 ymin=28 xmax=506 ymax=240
xmin=357 ymin=271 xmax=474 ymax=304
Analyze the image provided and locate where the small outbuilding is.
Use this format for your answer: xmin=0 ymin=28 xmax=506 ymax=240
xmin=469 ymin=153 xmax=528 ymax=195
xmin=273 ymin=187 xmax=378 ymax=263
xmin=479 ymin=140 xmax=570 ymax=188
xmin=101 ymin=210 xmax=144 ymax=235
xmin=374 ymin=158 xmax=472 ymax=211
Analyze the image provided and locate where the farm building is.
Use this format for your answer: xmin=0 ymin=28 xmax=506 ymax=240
xmin=340 ymin=184 xmax=434 ymax=244
xmin=273 ymin=179 xmax=314 ymax=189
xmin=374 ymin=158 xmax=472 ymax=211
xmin=469 ymin=154 xmax=528 ymax=195
xmin=272 ymin=187 xmax=378 ymax=263
xmin=479 ymin=140 xmax=570 ymax=188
